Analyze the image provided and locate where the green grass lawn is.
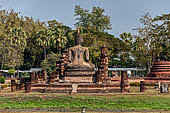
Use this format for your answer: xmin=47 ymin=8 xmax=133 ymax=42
xmin=0 ymin=93 xmax=170 ymax=111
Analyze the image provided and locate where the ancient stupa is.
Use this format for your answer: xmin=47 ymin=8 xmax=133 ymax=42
xmin=145 ymin=61 xmax=170 ymax=82
xmin=64 ymin=28 xmax=95 ymax=82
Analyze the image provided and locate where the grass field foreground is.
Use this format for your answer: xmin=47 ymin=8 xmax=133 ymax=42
xmin=0 ymin=93 xmax=170 ymax=111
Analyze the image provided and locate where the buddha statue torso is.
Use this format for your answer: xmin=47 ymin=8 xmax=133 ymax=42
xmin=67 ymin=45 xmax=95 ymax=69
xmin=65 ymin=28 xmax=95 ymax=70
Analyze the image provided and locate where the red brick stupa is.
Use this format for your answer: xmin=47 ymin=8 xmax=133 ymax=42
xmin=145 ymin=61 xmax=170 ymax=82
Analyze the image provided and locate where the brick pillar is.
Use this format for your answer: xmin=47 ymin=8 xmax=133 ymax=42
xmin=63 ymin=50 xmax=69 ymax=65
xmin=20 ymin=79 xmax=24 ymax=90
xmin=60 ymin=58 xmax=65 ymax=80
xmin=101 ymin=46 xmax=108 ymax=77
xmin=25 ymin=82 xmax=31 ymax=93
xmin=49 ymin=72 xmax=55 ymax=83
xmin=38 ymin=72 xmax=41 ymax=79
xmin=56 ymin=61 xmax=60 ymax=80
xmin=140 ymin=81 xmax=145 ymax=92
xmin=35 ymin=72 xmax=39 ymax=83
xmin=96 ymin=46 xmax=108 ymax=83
xmin=25 ymin=78 xmax=31 ymax=93
xmin=11 ymin=79 xmax=16 ymax=92
xmin=120 ymin=71 xmax=128 ymax=93
xmin=16 ymin=83 xmax=21 ymax=91
xmin=30 ymin=72 xmax=35 ymax=83
xmin=42 ymin=70 xmax=47 ymax=81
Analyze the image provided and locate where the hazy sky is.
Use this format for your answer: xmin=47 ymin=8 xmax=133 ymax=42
xmin=1 ymin=0 xmax=170 ymax=37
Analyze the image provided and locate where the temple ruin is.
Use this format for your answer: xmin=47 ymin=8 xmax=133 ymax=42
xmin=11 ymin=28 xmax=130 ymax=93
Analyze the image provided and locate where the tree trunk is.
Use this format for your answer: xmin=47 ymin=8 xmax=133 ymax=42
xmin=44 ymin=47 xmax=46 ymax=60
xmin=59 ymin=47 xmax=61 ymax=54
xmin=1 ymin=56 xmax=4 ymax=70
xmin=17 ymin=66 xmax=19 ymax=78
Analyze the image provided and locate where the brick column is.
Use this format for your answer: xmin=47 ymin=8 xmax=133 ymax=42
xmin=11 ymin=79 xmax=16 ymax=92
xmin=120 ymin=71 xmax=128 ymax=93
xmin=60 ymin=58 xmax=65 ymax=80
xmin=20 ymin=79 xmax=24 ymax=90
xmin=140 ymin=81 xmax=145 ymax=92
xmin=35 ymin=72 xmax=39 ymax=83
xmin=30 ymin=72 xmax=35 ymax=83
xmin=96 ymin=46 xmax=108 ymax=83
xmin=63 ymin=50 xmax=69 ymax=65
xmin=24 ymin=78 xmax=31 ymax=93
xmin=49 ymin=72 xmax=56 ymax=83
xmin=42 ymin=70 xmax=47 ymax=81
xmin=56 ymin=61 xmax=61 ymax=80
xmin=16 ymin=83 xmax=21 ymax=91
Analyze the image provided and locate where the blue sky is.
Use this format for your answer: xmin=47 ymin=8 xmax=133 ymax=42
xmin=1 ymin=0 xmax=170 ymax=37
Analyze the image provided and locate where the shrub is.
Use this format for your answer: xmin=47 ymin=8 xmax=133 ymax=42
xmin=130 ymin=82 xmax=140 ymax=86
xmin=1 ymin=84 xmax=8 ymax=89
xmin=8 ymin=69 xmax=16 ymax=75
xmin=41 ymin=53 xmax=61 ymax=75
xmin=0 ymin=76 xmax=5 ymax=84
xmin=20 ymin=72 xmax=30 ymax=78
xmin=130 ymin=81 xmax=156 ymax=86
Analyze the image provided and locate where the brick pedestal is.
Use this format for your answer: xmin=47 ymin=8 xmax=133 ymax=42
xmin=140 ymin=81 xmax=145 ymax=92
xmin=120 ymin=71 xmax=128 ymax=93
xmin=11 ymin=79 xmax=16 ymax=92
xmin=25 ymin=82 xmax=31 ymax=93
xmin=16 ymin=83 xmax=21 ymax=91
xmin=30 ymin=72 xmax=35 ymax=83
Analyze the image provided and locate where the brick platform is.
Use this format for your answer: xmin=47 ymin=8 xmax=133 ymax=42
xmin=31 ymin=82 xmax=130 ymax=93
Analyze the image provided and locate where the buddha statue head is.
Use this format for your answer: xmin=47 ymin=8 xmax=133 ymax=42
xmin=75 ymin=27 xmax=83 ymax=45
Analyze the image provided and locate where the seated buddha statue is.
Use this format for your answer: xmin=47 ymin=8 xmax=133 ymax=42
xmin=66 ymin=28 xmax=95 ymax=69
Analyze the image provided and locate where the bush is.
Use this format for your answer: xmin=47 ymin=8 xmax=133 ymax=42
xmin=130 ymin=81 xmax=156 ymax=86
xmin=1 ymin=84 xmax=8 ymax=89
xmin=130 ymin=82 xmax=140 ymax=86
xmin=0 ymin=76 xmax=5 ymax=84
xmin=8 ymin=69 xmax=15 ymax=75
xmin=20 ymin=72 xmax=30 ymax=78
xmin=41 ymin=53 xmax=61 ymax=75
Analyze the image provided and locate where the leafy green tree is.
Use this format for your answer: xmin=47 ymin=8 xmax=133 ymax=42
xmin=36 ymin=28 xmax=54 ymax=59
xmin=131 ymin=13 xmax=170 ymax=74
xmin=0 ymin=76 xmax=5 ymax=84
xmin=41 ymin=53 xmax=61 ymax=75
xmin=74 ymin=5 xmax=111 ymax=33
xmin=48 ymin=20 xmax=74 ymax=54
xmin=152 ymin=14 xmax=170 ymax=61
xmin=8 ymin=69 xmax=16 ymax=78
xmin=119 ymin=32 xmax=134 ymax=63
xmin=6 ymin=27 xmax=27 ymax=68
xmin=22 ymin=17 xmax=45 ymax=69
xmin=52 ymin=26 xmax=68 ymax=54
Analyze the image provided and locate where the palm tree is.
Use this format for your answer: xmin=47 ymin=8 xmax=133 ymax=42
xmin=8 ymin=27 xmax=27 ymax=52
xmin=7 ymin=27 xmax=27 ymax=77
xmin=52 ymin=26 xmax=68 ymax=54
xmin=36 ymin=28 xmax=54 ymax=59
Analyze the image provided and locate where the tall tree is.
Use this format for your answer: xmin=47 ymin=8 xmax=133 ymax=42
xmin=74 ymin=5 xmax=112 ymax=33
xmin=6 ymin=27 xmax=27 ymax=68
xmin=36 ymin=28 xmax=54 ymax=60
xmin=48 ymin=20 xmax=74 ymax=53
xmin=153 ymin=14 xmax=170 ymax=61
